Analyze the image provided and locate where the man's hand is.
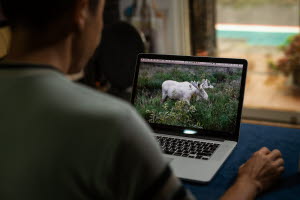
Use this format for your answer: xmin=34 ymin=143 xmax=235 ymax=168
xmin=238 ymin=147 xmax=284 ymax=192
xmin=221 ymin=147 xmax=284 ymax=200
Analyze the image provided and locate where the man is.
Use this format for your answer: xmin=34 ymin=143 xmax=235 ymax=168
xmin=0 ymin=0 xmax=284 ymax=199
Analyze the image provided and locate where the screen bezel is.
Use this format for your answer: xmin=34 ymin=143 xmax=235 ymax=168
xmin=131 ymin=53 xmax=248 ymax=142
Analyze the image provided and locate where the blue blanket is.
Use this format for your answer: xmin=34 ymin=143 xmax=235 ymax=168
xmin=184 ymin=123 xmax=300 ymax=200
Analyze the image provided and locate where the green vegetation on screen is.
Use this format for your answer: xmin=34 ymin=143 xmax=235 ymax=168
xmin=135 ymin=67 xmax=242 ymax=133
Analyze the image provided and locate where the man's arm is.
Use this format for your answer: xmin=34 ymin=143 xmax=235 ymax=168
xmin=141 ymin=166 xmax=195 ymax=200
xmin=221 ymin=147 xmax=284 ymax=200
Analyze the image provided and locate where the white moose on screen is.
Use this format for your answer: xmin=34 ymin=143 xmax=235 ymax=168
xmin=161 ymin=80 xmax=213 ymax=105
xmin=201 ymin=79 xmax=214 ymax=89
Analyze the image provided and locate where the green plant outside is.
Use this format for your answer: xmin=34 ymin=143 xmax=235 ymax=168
xmin=279 ymin=34 xmax=297 ymax=50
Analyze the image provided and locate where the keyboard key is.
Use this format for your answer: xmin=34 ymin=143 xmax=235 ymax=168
xmin=164 ymin=150 xmax=174 ymax=155
xmin=157 ymin=136 xmax=218 ymax=159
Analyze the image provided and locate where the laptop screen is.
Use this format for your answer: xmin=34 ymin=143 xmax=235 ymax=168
xmin=133 ymin=56 xmax=245 ymax=136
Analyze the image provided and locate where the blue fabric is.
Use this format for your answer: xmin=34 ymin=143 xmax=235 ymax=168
xmin=184 ymin=123 xmax=300 ymax=200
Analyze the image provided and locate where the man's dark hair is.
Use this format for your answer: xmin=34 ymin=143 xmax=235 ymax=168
xmin=1 ymin=0 xmax=99 ymax=29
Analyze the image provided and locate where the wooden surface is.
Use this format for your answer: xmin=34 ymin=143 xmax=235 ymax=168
xmin=0 ymin=27 xmax=10 ymax=58
xmin=242 ymin=119 xmax=300 ymax=129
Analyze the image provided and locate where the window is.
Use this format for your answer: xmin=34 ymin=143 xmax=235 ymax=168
xmin=217 ymin=0 xmax=300 ymax=125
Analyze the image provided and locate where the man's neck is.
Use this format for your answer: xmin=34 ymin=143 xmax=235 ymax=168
xmin=5 ymin=29 xmax=72 ymax=74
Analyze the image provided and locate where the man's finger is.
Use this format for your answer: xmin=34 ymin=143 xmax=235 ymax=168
xmin=239 ymin=163 xmax=245 ymax=169
xmin=268 ymin=149 xmax=282 ymax=160
xmin=259 ymin=147 xmax=271 ymax=155
xmin=273 ymin=158 xmax=284 ymax=167
xmin=278 ymin=166 xmax=285 ymax=173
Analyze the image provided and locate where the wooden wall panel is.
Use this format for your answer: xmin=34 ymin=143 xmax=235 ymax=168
xmin=0 ymin=27 xmax=10 ymax=58
xmin=189 ymin=0 xmax=217 ymax=56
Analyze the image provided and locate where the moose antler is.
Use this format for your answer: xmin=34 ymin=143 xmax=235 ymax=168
xmin=200 ymin=82 xmax=205 ymax=89
xmin=190 ymin=81 xmax=198 ymax=89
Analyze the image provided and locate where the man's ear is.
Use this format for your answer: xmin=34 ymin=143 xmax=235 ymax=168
xmin=73 ymin=0 xmax=89 ymax=31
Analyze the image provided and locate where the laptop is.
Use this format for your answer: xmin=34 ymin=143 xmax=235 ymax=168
xmin=131 ymin=54 xmax=248 ymax=182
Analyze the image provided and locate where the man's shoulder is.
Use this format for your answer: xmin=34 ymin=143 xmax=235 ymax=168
xmin=51 ymin=78 xmax=133 ymax=120
xmin=1 ymin=67 xmax=140 ymax=134
xmin=8 ymin=69 xmax=135 ymax=124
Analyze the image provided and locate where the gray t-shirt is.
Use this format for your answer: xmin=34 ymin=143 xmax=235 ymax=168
xmin=0 ymin=64 xmax=195 ymax=200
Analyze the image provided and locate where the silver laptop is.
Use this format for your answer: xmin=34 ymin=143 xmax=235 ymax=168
xmin=131 ymin=54 xmax=248 ymax=183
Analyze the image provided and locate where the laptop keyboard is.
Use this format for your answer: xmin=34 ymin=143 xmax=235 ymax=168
xmin=156 ymin=136 xmax=220 ymax=160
